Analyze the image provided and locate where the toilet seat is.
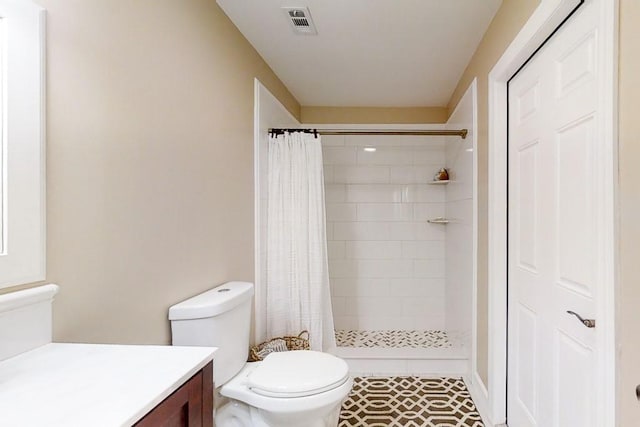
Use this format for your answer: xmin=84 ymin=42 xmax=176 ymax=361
xmin=220 ymin=352 xmax=353 ymax=415
xmin=247 ymin=351 xmax=350 ymax=398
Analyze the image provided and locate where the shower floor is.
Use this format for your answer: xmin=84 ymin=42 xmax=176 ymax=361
xmin=332 ymin=330 xmax=468 ymax=376
xmin=335 ymin=329 xmax=452 ymax=349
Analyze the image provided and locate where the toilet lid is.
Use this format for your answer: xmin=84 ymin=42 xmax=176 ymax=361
xmin=247 ymin=351 xmax=350 ymax=398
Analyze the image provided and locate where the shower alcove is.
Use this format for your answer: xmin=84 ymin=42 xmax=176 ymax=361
xmin=254 ymin=79 xmax=477 ymax=378
xmin=321 ymin=122 xmax=474 ymax=377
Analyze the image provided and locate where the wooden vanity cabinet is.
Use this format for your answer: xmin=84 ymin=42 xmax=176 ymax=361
xmin=135 ymin=361 xmax=213 ymax=427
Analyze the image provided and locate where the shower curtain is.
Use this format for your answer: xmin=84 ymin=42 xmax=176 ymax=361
xmin=265 ymin=131 xmax=336 ymax=351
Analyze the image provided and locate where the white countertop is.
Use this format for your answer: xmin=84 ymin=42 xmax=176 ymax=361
xmin=0 ymin=343 xmax=216 ymax=427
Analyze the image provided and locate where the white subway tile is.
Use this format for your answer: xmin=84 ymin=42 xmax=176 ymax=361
xmin=412 ymin=148 xmax=446 ymax=165
xmin=345 ymin=135 xmax=426 ymax=147
xmin=387 ymin=222 xmax=420 ymax=240
xmin=344 ymin=135 xmax=387 ymax=147
xmin=358 ymin=315 xmax=412 ymax=330
xmin=356 ymin=148 xmax=414 ymax=165
xmin=357 ymin=278 xmax=391 ymax=296
xmin=445 ymin=137 xmax=464 ymax=167
xmin=333 ymin=222 xmax=390 ymax=241
xmin=333 ymin=166 xmax=390 ymax=184
xmin=390 ymin=166 xmax=443 ymax=184
xmin=402 ymin=184 xmax=446 ymax=203
xmin=445 ymin=199 xmax=473 ymax=224
xmin=356 ymin=260 xmax=414 ymax=278
xmin=391 ymin=278 xmax=420 ymax=297
xmin=330 ymin=278 xmax=390 ymax=297
xmin=389 ymin=317 xmax=416 ymax=330
xmin=333 ymin=316 xmax=358 ymax=330
xmin=331 ymin=297 xmax=347 ymax=316
xmin=346 ymin=185 xmax=403 ymax=203
xmin=391 ymin=278 xmax=445 ymax=297
xmin=388 ymin=222 xmax=445 ymax=241
xmin=327 ymin=241 xmax=346 ymax=259
xmin=320 ymin=138 xmax=457 ymax=331
xmin=330 ymin=278 xmax=358 ymax=297
xmin=328 ymin=259 xmax=358 ymax=278
xmin=423 ymin=223 xmax=447 ymax=240
xmin=401 ymin=297 xmax=444 ymax=316
xmin=445 ymin=139 xmax=474 ymax=201
xmin=323 ymin=165 xmax=334 ymax=184
xmin=410 ymin=314 xmax=446 ymax=330
xmin=321 ymin=135 xmax=345 ymax=147
xmin=345 ymin=241 xmax=402 ymax=259
xmin=323 ymin=147 xmax=356 ymax=165
xmin=331 ymin=259 xmax=413 ymax=278
xmin=388 ymin=166 xmax=414 ymax=184
xmin=401 ymin=241 xmax=445 ymax=259
xmin=325 ymin=184 xmax=346 ymax=202
xmin=357 ymin=203 xmax=413 ymax=222
xmin=352 ymin=316 xmax=381 ymax=330
xmin=413 ymin=260 xmax=446 ymax=278
xmin=345 ymin=296 xmax=404 ymax=317
xmin=413 ymin=203 xmax=446 ymax=221
xmin=325 ymin=203 xmax=357 ymax=221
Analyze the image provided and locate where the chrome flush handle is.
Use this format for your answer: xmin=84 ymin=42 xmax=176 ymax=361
xmin=566 ymin=311 xmax=596 ymax=328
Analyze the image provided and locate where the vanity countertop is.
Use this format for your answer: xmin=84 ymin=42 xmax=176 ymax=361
xmin=0 ymin=342 xmax=216 ymax=426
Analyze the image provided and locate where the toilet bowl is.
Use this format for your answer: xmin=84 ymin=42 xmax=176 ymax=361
xmin=168 ymin=281 xmax=353 ymax=427
xmin=217 ymin=351 xmax=353 ymax=427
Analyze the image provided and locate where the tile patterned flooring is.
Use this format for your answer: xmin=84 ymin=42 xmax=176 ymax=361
xmin=339 ymin=377 xmax=484 ymax=427
xmin=335 ymin=330 xmax=452 ymax=349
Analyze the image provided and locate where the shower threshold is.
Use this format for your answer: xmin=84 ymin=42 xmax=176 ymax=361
xmin=332 ymin=329 xmax=469 ymax=376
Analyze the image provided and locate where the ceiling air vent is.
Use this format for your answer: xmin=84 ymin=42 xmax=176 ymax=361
xmin=282 ymin=7 xmax=318 ymax=35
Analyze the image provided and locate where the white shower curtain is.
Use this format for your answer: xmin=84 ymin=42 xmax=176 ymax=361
xmin=266 ymin=131 xmax=336 ymax=351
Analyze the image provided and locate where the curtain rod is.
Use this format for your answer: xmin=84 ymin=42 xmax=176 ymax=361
xmin=268 ymin=128 xmax=468 ymax=139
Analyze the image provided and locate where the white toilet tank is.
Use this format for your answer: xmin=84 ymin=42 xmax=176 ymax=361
xmin=169 ymin=281 xmax=254 ymax=387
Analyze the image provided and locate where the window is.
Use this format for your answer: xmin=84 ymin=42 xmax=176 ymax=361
xmin=0 ymin=1 xmax=45 ymax=288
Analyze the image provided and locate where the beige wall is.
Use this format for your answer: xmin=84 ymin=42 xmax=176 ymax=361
xmin=446 ymin=0 xmax=541 ymax=386
xmin=617 ymin=0 xmax=640 ymax=423
xmin=0 ymin=0 xmax=300 ymax=345
xmin=301 ymin=106 xmax=447 ymax=124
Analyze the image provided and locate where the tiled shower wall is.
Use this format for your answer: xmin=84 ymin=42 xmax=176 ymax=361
xmin=323 ymin=135 xmax=447 ymax=331
xmin=444 ymin=85 xmax=475 ymax=340
xmin=444 ymin=132 xmax=473 ymax=337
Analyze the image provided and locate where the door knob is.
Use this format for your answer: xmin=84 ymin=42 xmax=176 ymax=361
xmin=566 ymin=311 xmax=596 ymax=328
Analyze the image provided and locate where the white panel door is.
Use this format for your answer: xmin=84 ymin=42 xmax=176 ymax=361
xmin=507 ymin=1 xmax=607 ymax=426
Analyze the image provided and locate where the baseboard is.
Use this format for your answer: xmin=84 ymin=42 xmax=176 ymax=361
xmin=463 ymin=371 xmax=493 ymax=427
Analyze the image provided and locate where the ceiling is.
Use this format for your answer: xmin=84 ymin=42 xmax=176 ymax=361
xmin=217 ymin=0 xmax=502 ymax=107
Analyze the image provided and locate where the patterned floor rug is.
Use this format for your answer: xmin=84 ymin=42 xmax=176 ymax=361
xmin=339 ymin=377 xmax=484 ymax=427
xmin=335 ymin=330 xmax=452 ymax=349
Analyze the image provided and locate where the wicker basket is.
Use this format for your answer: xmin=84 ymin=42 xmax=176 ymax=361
xmin=248 ymin=330 xmax=310 ymax=362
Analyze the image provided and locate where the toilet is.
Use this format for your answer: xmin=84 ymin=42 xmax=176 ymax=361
xmin=168 ymin=281 xmax=353 ymax=427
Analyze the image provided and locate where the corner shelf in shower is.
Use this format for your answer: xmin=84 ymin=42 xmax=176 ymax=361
xmin=427 ymin=217 xmax=450 ymax=224
xmin=427 ymin=180 xmax=451 ymax=185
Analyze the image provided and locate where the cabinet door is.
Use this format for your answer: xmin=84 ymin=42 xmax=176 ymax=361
xmin=135 ymin=362 xmax=213 ymax=427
